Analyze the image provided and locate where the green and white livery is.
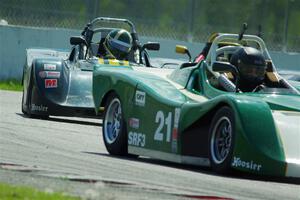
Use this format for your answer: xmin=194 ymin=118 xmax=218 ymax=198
xmin=93 ymin=33 xmax=300 ymax=178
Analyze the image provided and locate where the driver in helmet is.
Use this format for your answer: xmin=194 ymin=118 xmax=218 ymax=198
xmin=230 ymin=47 xmax=267 ymax=92
xmin=101 ymin=29 xmax=133 ymax=60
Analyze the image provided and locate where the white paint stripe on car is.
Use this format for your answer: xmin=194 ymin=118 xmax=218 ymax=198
xmin=272 ymin=110 xmax=300 ymax=177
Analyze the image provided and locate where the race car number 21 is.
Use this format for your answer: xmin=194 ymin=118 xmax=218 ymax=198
xmin=154 ymin=111 xmax=172 ymax=142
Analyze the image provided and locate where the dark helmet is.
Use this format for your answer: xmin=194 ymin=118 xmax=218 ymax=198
xmin=230 ymin=47 xmax=266 ymax=90
xmin=104 ymin=29 xmax=133 ymax=60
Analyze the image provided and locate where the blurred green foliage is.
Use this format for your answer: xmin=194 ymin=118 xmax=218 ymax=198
xmin=0 ymin=182 xmax=79 ymax=200
xmin=1 ymin=0 xmax=299 ymax=51
xmin=0 ymin=79 xmax=23 ymax=91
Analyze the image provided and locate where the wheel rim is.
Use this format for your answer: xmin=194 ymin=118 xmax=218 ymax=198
xmin=210 ymin=116 xmax=232 ymax=164
xmin=104 ymin=98 xmax=122 ymax=144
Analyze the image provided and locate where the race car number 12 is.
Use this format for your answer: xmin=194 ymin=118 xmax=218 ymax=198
xmin=154 ymin=111 xmax=172 ymax=142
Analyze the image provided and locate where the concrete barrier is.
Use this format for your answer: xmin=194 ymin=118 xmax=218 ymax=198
xmin=0 ymin=25 xmax=79 ymax=80
xmin=0 ymin=25 xmax=299 ymax=80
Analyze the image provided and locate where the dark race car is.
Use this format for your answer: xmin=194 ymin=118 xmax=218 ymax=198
xmin=21 ymin=17 xmax=159 ymax=118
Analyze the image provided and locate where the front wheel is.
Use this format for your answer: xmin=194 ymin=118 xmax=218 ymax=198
xmin=208 ymin=106 xmax=235 ymax=173
xmin=103 ymin=93 xmax=127 ymax=155
xmin=21 ymin=88 xmax=28 ymax=115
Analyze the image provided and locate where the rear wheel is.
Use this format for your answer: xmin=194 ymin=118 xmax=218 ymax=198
xmin=208 ymin=106 xmax=235 ymax=173
xmin=21 ymin=69 xmax=30 ymax=115
xmin=23 ymin=71 xmax=48 ymax=119
xmin=103 ymin=93 xmax=127 ymax=155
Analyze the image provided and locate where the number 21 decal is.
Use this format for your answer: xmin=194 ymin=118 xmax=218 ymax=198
xmin=154 ymin=108 xmax=180 ymax=142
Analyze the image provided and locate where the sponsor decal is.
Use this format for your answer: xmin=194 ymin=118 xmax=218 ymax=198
xmin=46 ymin=71 xmax=60 ymax=78
xmin=128 ymin=132 xmax=146 ymax=147
xmin=39 ymin=71 xmax=47 ymax=78
xmin=31 ymin=104 xmax=48 ymax=112
xmin=44 ymin=63 xmax=56 ymax=70
xmin=172 ymin=108 xmax=181 ymax=153
xmin=231 ymin=157 xmax=262 ymax=171
xmin=135 ymin=90 xmax=146 ymax=106
xmin=172 ymin=129 xmax=178 ymax=142
xmin=45 ymin=79 xmax=57 ymax=88
xmin=129 ymin=118 xmax=139 ymax=129
xmin=39 ymin=71 xmax=60 ymax=78
xmin=98 ymin=58 xmax=130 ymax=66
xmin=171 ymin=132 xmax=178 ymax=153
xmin=173 ymin=108 xmax=180 ymax=128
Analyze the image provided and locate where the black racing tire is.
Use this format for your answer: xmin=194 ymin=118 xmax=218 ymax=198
xmin=24 ymin=70 xmax=49 ymax=119
xmin=21 ymin=68 xmax=30 ymax=115
xmin=102 ymin=92 xmax=128 ymax=156
xmin=25 ymin=73 xmax=38 ymax=118
xmin=208 ymin=106 xmax=235 ymax=173
xmin=22 ymin=72 xmax=34 ymax=118
xmin=21 ymin=66 xmax=27 ymax=115
xmin=21 ymin=87 xmax=28 ymax=115
xmin=26 ymin=82 xmax=39 ymax=118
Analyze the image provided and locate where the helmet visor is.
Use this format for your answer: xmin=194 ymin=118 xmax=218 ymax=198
xmin=239 ymin=62 xmax=266 ymax=78
xmin=108 ymin=37 xmax=131 ymax=53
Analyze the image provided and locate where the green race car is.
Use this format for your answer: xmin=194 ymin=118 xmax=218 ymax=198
xmin=92 ymin=33 xmax=300 ymax=178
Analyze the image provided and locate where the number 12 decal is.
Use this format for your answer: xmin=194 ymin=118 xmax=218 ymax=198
xmin=154 ymin=111 xmax=172 ymax=142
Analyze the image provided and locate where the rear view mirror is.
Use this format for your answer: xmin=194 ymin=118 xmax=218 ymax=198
xmin=142 ymin=42 xmax=160 ymax=51
xmin=176 ymin=45 xmax=188 ymax=54
xmin=70 ymin=36 xmax=87 ymax=46
xmin=175 ymin=45 xmax=191 ymax=62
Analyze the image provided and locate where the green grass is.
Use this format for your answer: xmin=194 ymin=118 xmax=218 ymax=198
xmin=0 ymin=182 xmax=80 ymax=200
xmin=0 ymin=79 xmax=23 ymax=91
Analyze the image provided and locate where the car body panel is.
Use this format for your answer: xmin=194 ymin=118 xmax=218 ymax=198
xmin=93 ymin=33 xmax=300 ymax=178
xmin=22 ymin=53 xmax=96 ymax=117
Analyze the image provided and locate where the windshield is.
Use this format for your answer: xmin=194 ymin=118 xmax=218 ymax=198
xmin=257 ymin=87 xmax=299 ymax=95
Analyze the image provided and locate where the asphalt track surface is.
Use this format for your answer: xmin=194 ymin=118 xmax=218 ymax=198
xmin=0 ymin=90 xmax=299 ymax=200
